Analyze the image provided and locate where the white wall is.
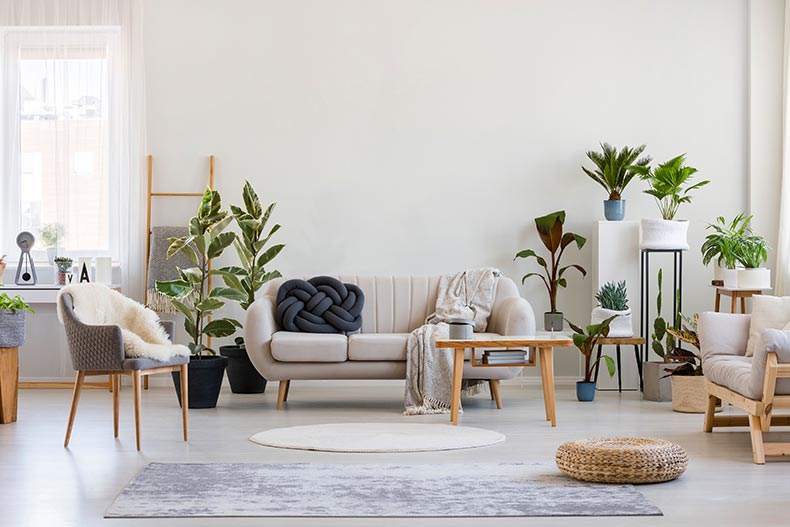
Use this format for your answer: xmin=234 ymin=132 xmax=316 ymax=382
xmin=21 ymin=0 xmax=784 ymax=382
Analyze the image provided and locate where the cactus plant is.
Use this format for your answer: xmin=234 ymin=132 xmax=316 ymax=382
xmin=651 ymin=269 xmax=680 ymax=364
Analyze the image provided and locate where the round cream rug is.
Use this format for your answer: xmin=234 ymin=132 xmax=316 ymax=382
xmin=249 ymin=423 xmax=505 ymax=453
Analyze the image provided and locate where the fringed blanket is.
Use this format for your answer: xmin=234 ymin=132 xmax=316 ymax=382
xmin=404 ymin=268 xmax=501 ymax=415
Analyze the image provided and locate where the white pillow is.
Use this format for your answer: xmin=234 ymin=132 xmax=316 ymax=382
xmin=746 ymin=295 xmax=790 ymax=357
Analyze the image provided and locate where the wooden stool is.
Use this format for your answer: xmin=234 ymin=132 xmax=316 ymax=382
xmin=592 ymin=337 xmax=646 ymax=393
xmin=713 ymin=286 xmax=767 ymax=314
xmin=0 ymin=347 xmax=18 ymax=424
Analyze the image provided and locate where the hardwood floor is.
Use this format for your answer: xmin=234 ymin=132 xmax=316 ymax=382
xmin=1 ymin=382 xmax=788 ymax=526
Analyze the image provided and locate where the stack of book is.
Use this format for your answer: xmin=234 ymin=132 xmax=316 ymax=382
xmin=482 ymin=349 xmax=530 ymax=364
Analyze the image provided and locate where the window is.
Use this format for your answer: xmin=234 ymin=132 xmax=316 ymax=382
xmin=2 ymin=29 xmax=119 ymax=262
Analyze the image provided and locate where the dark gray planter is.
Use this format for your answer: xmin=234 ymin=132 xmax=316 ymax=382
xmin=0 ymin=311 xmax=25 ymax=348
xmin=642 ymin=361 xmax=684 ymax=402
xmin=544 ymin=312 xmax=564 ymax=332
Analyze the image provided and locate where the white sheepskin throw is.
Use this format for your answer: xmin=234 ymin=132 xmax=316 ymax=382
xmin=57 ymin=283 xmax=190 ymax=362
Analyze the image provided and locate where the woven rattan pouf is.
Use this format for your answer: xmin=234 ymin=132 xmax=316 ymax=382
xmin=555 ymin=437 xmax=688 ymax=484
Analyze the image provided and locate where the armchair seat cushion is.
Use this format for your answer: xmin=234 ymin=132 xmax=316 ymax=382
xmin=348 ymin=333 xmax=408 ymax=361
xmin=122 ymin=355 xmax=189 ymax=371
xmin=271 ymin=332 xmax=348 ymax=362
xmin=704 ymin=356 xmax=757 ymax=399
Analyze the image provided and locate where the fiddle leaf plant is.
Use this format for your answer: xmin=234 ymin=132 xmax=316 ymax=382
xmin=156 ymin=187 xmax=245 ymax=357
xmin=566 ymin=316 xmax=618 ymax=383
xmin=221 ymin=181 xmax=285 ymax=348
xmin=515 ymin=210 xmax=587 ymax=313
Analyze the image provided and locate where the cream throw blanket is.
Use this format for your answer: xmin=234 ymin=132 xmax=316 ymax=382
xmin=57 ymin=283 xmax=190 ymax=362
xmin=404 ymin=268 xmax=501 ymax=415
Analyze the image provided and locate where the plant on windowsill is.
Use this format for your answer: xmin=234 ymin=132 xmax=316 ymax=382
xmin=53 ymin=257 xmax=73 ymax=286
xmin=631 ymin=154 xmax=710 ymax=250
xmin=581 ymin=143 xmax=651 ymax=221
xmin=566 ymin=315 xmax=618 ymax=402
xmin=591 ymin=280 xmax=633 ymax=338
xmin=155 ymin=187 xmax=245 ymax=409
xmin=701 ymin=214 xmax=752 ymax=287
xmin=515 ymin=210 xmax=587 ymax=331
xmin=39 ymin=223 xmax=65 ymax=265
xmin=218 ymin=181 xmax=285 ymax=394
xmin=0 ymin=293 xmax=34 ymax=348
xmin=0 ymin=255 xmax=6 ymax=285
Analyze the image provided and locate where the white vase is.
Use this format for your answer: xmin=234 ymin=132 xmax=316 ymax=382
xmin=723 ymin=268 xmax=739 ymax=288
xmin=712 ymin=263 xmax=724 ymax=284
xmin=736 ymin=268 xmax=771 ymax=290
xmin=94 ymin=256 xmax=112 ymax=284
xmin=591 ymin=307 xmax=633 ymax=338
xmin=639 ymin=218 xmax=690 ymax=250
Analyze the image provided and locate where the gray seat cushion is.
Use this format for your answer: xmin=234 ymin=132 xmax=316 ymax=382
xmin=271 ymin=332 xmax=348 ymax=362
xmin=348 ymin=333 xmax=408 ymax=361
xmin=122 ymin=355 xmax=189 ymax=371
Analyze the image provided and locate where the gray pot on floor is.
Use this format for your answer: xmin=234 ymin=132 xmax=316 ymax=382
xmin=642 ymin=361 xmax=684 ymax=402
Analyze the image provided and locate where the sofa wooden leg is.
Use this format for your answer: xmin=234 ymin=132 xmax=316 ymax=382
xmin=489 ymin=380 xmax=502 ymax=409
xmin=703 ymin=394 xmax=717 ymax=433
xmin=277 ymin=380 xmax=290 ymax=410
xmin=762 ymin=412 xmax=773 ymax=432
xmin=749 ymin=414 xmax=766 ymax=464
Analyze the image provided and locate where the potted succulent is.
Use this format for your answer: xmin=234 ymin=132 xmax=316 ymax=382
xmin=515 ymin=210 xmax=587 ymax=331
xmin=566 ymin=316 xmax=618 ymax=401
xmin=701 ymin=214 xmax=752 ymax=287
xmin=39 ymin=223 xmax=65 ymax=265
xmin=581 ymin=143 xmax=651 ymax=221
xmin=664 ymin=314 xmax=719 ymax=413
xmin=633 ymin=154 xmax=710 ymax=250
xmin=218 ymin=181 xmax=284 ymax=394
xmin=735 ymin=232 xmax=770 ymax=290
xmin=53 ymin=257 xmax=73 ymax=286
xmin=643 ymin=269 xmax=686 ymax=402
xmin=156 ymin=188 xmax=245 ymax=409
xmin=0 ymin=293 xmax=34 ymax=348
xmin=591 ymin=280 xmax=632 ymax=337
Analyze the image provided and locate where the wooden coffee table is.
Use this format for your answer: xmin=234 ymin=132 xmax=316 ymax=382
xmin=435 ymin=333 xmax=573 ymax=427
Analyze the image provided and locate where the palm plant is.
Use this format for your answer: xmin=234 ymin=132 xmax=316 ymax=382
xmin=595 ymin=280 xmax=628 ymax=311
xmin=582 ymin=143 xmax=651 ymax=200
xmin=701 ymin=214 xmax=753 ymax=270
xmin=634 ymin=154 xmax=709 ymax=220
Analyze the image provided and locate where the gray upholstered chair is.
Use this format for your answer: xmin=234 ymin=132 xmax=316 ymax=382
xmin=59 ymin=292 xmax=189 ymax=450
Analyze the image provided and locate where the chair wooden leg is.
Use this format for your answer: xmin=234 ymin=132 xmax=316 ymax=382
xmin=64 ymin=371 xmax=86 ymax=447
xmin=143 ymin=376 xmax=149 ymax=390
xmin=276 ymin=380 xmax=290 ymax=410
xmin=489 ymin=379 xmax=502 ymax=409
xmin=132 ymin=370 xmax=142 ymax=451
xmin=179 ymin=364 xmax=189 ymax=441
xmin=112 ymin=374 xmax=120 ymax=438
xmin=703 ymin=394 xmax=717 ymax=433
xmin=749 ymin=414 xmax=766 ymax=464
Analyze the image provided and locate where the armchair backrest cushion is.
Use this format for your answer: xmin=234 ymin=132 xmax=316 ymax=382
xmin=746 ymin=295 xmax=790 ymax=357
xmin=699 ymin=311 xmax=751 ymax=361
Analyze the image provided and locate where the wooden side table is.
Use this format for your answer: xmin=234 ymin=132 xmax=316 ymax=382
xmin=592 ymin=337 xmax=646 ymax=393
xmin=713 ymin=286 xmax=769 ymax=314
xmin=0 ymin=347 xmax=18 ymax=424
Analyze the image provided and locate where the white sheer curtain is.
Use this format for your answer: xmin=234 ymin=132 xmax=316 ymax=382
xmin=778 ymin=3 xmax=790 ymax=295
xmin=0 ymin=0 xmax=146 ymax=299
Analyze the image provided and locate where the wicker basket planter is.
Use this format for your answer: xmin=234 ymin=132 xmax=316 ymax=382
xmin=556 ymin=437 xmax=688 ymax=484
xmin=671 ymin=375 xmax=717 ymax=413
xmin=0 ymin=311 xmax=26 ymax=348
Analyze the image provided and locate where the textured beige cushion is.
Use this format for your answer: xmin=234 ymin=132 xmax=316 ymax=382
xmin=271 ymin=332 xmax=348 ymax=362
xmin=348 ymin=333 xmax=408 ymax=361
xmin=746 ymin=296 xmax=790 ymax=357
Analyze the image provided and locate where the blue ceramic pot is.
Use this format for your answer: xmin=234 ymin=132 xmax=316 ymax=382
xmin=576 ymin=381 xmax=596 ymax=402
xmin=604 ymin=199 xmax=625 ymax=221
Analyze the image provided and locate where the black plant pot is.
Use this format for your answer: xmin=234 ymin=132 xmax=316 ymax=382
xmin=172 ymin=355 xmax=228 ymax=409
xmin=219 ymin=345 xmax=268 ymax=394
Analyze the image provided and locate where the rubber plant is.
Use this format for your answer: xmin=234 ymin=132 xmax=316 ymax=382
xmin=515 ymin=210 xmax=586 ymax=330
xmin=581 ymin=143 xmax=651 ymax=201
xmin=225 ymin=180 xmax=285 ymax=348
xmin=566 ymin=315 xmax=618 ymax=383
xmin=155 ymin=187 xmax=245 ymax=357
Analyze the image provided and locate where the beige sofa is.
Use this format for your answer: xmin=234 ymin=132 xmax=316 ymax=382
xmin=245 ymin=275 xmax=536 ymax=409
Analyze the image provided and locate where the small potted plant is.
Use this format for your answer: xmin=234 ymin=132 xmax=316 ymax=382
xmin=219 ymin=181 xmax=284 ymax=394
xmin=633 ymin=154 xmax=710 ymax=250
xmin=39 ymin=223 xmax=65 ymax=265
xmin=0 ymin=255 xmax=6 ymax=285
xmin=566 ymin=316 xmax=618 ymax=401
xmin=53 ymin=257 xmax=73 ymax=286
xmin=0 ymin=293 xmax=34 ymax=348
xmin=515 ymin=210 xmax=587 ymax=331
xmin=664 ymin=314 xmax=718 ymax=413
xmin=581 ymin=143 xmax=651 ymax=221
xmin=156 ymin=188 xmax=245 ymax=409
xmin=643 ymin=269 xmax=686 ymax=402
xmin=591 ymin=280 xmax=632 ymax=337
xmin=701 ymin=214 xmax=751 ymax=287
xmin=735 ymin=232 xmax=770 ymax=290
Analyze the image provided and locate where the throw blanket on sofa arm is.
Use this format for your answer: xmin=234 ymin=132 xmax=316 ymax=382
xmin=404 ymin=268 xmax=501 ymax=415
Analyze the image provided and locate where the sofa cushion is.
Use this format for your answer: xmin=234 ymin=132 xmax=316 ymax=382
xmin=746 ymin=295 xmax=790 ymax=357
xmin=271 ymin=332 xmax=348 ymax=362
xmin=348 ymin=333 xmax=408 ymax=361
xmin=275 ymin=277 xmax=364 ymax=334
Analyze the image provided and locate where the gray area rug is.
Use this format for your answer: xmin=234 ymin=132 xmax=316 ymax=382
xmin=106 ymin=463 xmax=662 ymax=518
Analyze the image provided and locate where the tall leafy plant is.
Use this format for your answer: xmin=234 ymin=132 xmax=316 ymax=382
xmin=566 ymin=316 xmax=618 ymax=383
xmin=634 ymin=154 xmax=709 ymax=220
xmin=701 ymin=214 xmax=753 ymax=270
xmin=156 ymin=188 xmax=245 ymax=356
xmin=581 ymin=143 xmax=651 ymax=200
xmin=515 ymin=211 xmax=586 ymax=313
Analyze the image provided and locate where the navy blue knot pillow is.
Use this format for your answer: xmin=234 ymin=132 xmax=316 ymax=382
xmin=275 ymin=276 xmax=365 ymax=333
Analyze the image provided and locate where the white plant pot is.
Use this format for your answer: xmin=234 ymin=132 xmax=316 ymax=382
xmin=712 ymin=263 xmax=724 ymax=284
xmin=722 ymin=268 xmax=739 ymax=288
xmin=736 ymin=268 xmax=771 ymax=290
xmin=591 ymin=307 xmax=633 ymax=338
xmin=639 ymin=219 xmax=690 ymax=250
